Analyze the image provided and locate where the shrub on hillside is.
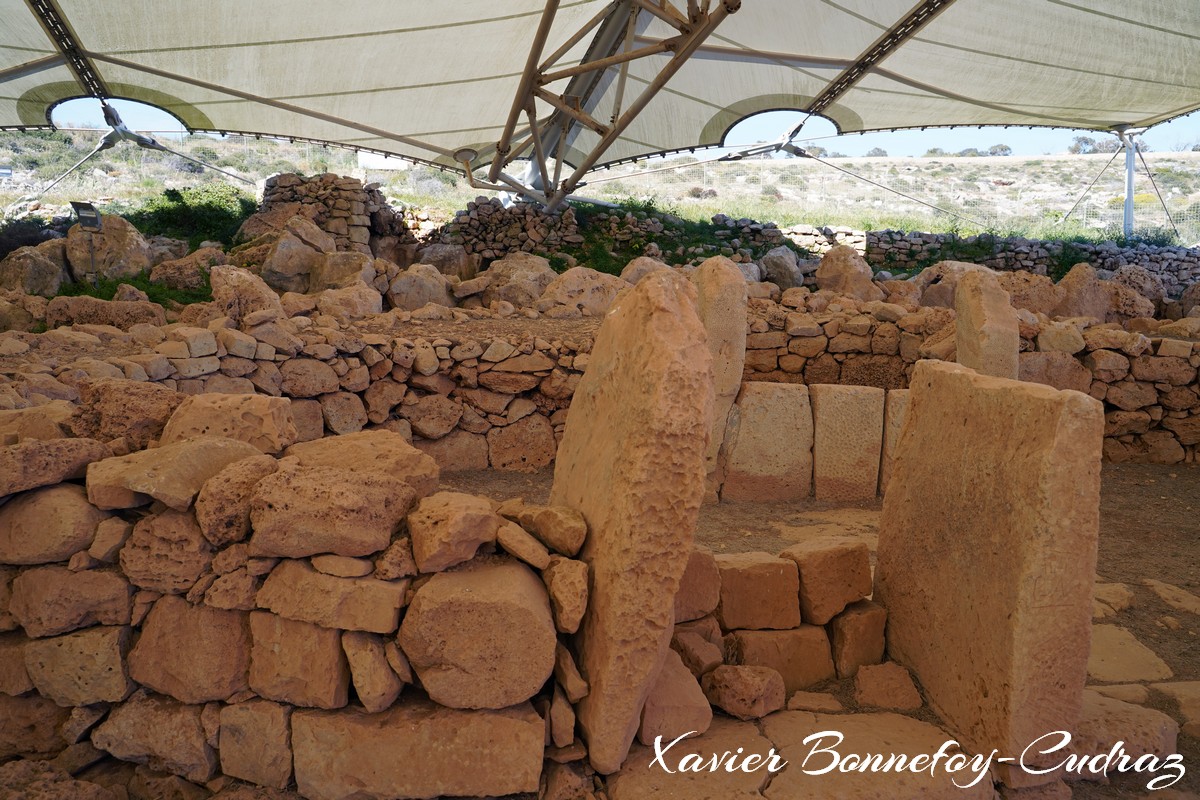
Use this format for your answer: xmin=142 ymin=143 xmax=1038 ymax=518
xmin=120 ymin=183 xmax=257 ymax=249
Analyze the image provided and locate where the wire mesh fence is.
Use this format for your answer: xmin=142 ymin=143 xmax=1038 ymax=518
xmin=582 ymin=151 xmax=1200 ymax=245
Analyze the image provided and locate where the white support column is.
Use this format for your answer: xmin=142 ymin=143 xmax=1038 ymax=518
xmin=1120 ymin=131 xmax=1135 ymax=237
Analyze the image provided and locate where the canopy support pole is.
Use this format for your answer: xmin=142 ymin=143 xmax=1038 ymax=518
xmin=1118 ymin=130 xmax=1136 ymax=237
xmin=488 ymin=0 xmax=561 ymax=183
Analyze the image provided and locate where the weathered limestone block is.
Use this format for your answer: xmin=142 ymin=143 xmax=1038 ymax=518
xmin=495 ymin=520 xmax=551 ymax=569
xmin=690 ymin=256 xmax=748 ymax=494
xmin=673 ymin=548 xmax=720 ymax=624
xmin=257 ymin=559 xmax=406 ymax=634
xmin=249 ymin=466 xmax=415 ymax=559
xmin=810 ymin=384 xmax=884 ymax=501
xmin=487 ymin=412 xmax=558 ymax=472
xmin=0 ymin=693 xmax=70 ymax=758
xmin=779 ymin=537 xmax=872 ymax=624
xmin=0 ymin=632 xmax=32 ymax=695
xmin=875 ymin=360 xmax=1103 ymax=786
xmin=829 ymin=599 xmax=887 ymax=678
xmin=219 ymin=699 xmax=293 ymax=789
xmin=720 ymin=382 xmax=813 ymax=502
xmin=543 ymin=555 xmax=589 ymax=634
xmin=412 ymin=429 xmax=489 ymax=472
xmin=283 ymin=429 xmax=439 ymax=498
xmin=248 ymin=611 xmax=349 ymax=709
xmin=292 ymin=697 xmax=544 ymax=800
xmin=880 ymin=388 xmax=910 ymax=495
xmin=0 ymin=438 xmax=110 ymax=497
xmin=399 ymin=558 xmax=556 ymax=709
xmin=0 ymin=484 xmax=109 ymax=564
xmin=86 ymin=437 xmax=262 ymax=511
xmin=406 ymin=490 xmax=502 ymax=573
xmin=342 ymin=631 xmax=403 ymax=713
xmin=119 ymin=509 xmax=212 ymax=595
xmin=1019 ymin=351 xmax=1093 ymax=393
xmin=854 ymin=661 xmax=923 ymax=711
xmin=724 ymin=627 xmax=835 ymax=694
xmin=127 ymin=595 xmax=249 ymax=704
xmin=701 ymin=664 xmax=786 ymax=720
xmin=159 ymin=394 xmax=297 ymax=454
xmin=714 ymin=552 xmax=801 ymax=631
xmin=955 ymin=270 xmax=1019 ymax=378
xmin=497 ymin=499 xmax=587 ymax=556
xmin=548 ymin=271 xmax=713 ymax=775
xmin=24 ymin=625 xmax=134 ymax=706
xmin=638 ymin=648 xmax=713 ymax=746
xmin=1070 ymin=690 xmax=1179 ymax=769
xmin=9 ymin=566 xmax=130 ymax=638
xmin=91 ymin=691 xmax=217 ymax=783
xmin=194 ymin=454 xmax=278 ymax=546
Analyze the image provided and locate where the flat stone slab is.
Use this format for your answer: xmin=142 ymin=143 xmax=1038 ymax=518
xmin=720 ymin=382 xmax=812 ymax=502
xmin=607 ymin=716 xmax=775 ymax=800
xmin=875 ymin=361 xmax=1103 ymax=784
xmin=762 ymin=711 xmax=994 ymax=799
xmin=1143 ymin=579 xmax=1200 ymax=615
xmin=1088 ymin=625 xmax=1173 ymax=683
xmin=810 ymin=384 xmax=884 ymax=501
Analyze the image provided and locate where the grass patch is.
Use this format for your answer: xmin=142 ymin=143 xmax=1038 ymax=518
xmin=57 ymin=269 xmax=212 ymax=307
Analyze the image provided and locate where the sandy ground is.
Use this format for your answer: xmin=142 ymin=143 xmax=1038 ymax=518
xmin=443 ymin=462 xmax=1200 ymax=797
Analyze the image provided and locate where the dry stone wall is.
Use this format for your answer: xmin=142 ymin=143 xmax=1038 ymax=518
xmin=784 ymin=225 xmax=1200 ymax=295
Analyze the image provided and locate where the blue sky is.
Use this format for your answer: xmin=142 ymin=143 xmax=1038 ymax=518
xmin=53 ymin=97 xmax=1200 ymax=159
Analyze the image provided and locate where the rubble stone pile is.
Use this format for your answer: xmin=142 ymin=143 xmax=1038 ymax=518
xmin=251 ymin=173 xmax=418 ymax=261
xmin=436 ymin=197 xmax=584 ymax=261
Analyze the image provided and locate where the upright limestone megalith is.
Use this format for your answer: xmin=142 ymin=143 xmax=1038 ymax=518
xmin=955 ymin=270 xmax=1019 ymax=378
xmin=550 ymin=271 xmax=714 ymax=775
xmin=875 ymin=360 xmax=1103 ymax=787
xmin=690 ymin=256 xmax=747 ymax=498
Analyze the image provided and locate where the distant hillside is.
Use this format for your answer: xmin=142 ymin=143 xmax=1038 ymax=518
xmin=2 ymin=129 xmax=1197 ymax=244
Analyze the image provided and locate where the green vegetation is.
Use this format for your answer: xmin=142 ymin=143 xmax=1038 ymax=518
xmin=111 ymin=184 xmax=257 ymax=249
xmin=57 ymin=269 xmax=212 ymax=307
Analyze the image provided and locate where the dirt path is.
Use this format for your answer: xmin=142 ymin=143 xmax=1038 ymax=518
xmin=444 ymin=463 xmax=1200 ymax=796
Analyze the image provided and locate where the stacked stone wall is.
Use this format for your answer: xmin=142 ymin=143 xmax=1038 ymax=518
xmin=783 ymin=225 xmax=1200 ymax=295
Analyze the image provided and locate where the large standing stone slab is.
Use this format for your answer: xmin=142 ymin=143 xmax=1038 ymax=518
xmin=292 ymin=697 xmax=543 ymax=800
xmin=720 ymin=383 xmax=813 ymax=502
xmin=548 ymin=270 xmax=714 ymax=775
xmin=810 ymin=384 xmax=884 ymax=501
xmin=874 ymin=360 xmax=1103 ymax=786
xmin=955 ymin=270 xmax=1019 ymax=379
xmin=690 ymin=256 xmax=747 ymax=497
xmin=398 ymin=558 xmax=555 ymax=710
xmin=879 ymin=388 xmax=910 ymax=495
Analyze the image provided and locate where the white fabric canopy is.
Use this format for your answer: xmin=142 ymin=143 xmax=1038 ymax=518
xmin=3 ymin=0 xmax=1198 ymax=193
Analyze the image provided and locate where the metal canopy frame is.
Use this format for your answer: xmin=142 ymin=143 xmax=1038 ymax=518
xmin=7 ymin=0 xmax=1199 ymax=220
xmin=475 ymin=0 xmax=742 ymax=210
